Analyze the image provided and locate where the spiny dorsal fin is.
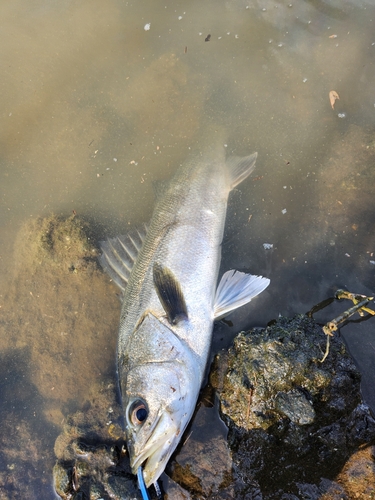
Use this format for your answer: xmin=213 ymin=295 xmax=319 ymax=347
xmin=214 ymin=269 xmax=270 ymax=320
xmin=153 ymin=263 xmax=188 ymax=325
xmin=226 ymin=152 xmax=257 ymax=190
xmin=98 ymin=224 xmax=148 ymax=294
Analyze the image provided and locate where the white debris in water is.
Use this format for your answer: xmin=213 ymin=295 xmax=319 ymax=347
xmin=113 ymin=158 xmax=117 ymax=162
xmin=370 ymin=260 xmax=375 ymax=265
xmin=263 ymin=243 xmax=273 ymax=250
xmin=144 ymin=23 xmax=151 ymax=31
xmin=277 ymin=42 xmax=283 ymax=47
xmin=345 ymin=253 xmax=350 ymax=257
xmin=302 ymin=78 xmax=308 ymax=83
xmin=281 ymin=208 xmax=287 ymax=214
xmin=178 ymin=16 xmax=183 ymax=20
xmin=338 ymin=113 xmax=346 ymax=118
xmin=235 ymin=34 xmax=239 ymax=39
xmin=283 ymin=186 xmax=287 ymax=189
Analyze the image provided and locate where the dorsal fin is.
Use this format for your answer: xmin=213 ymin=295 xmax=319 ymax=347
xmin=226 ymin=152 xmax=257 ymax=190
xmin=153 ymin=263 xmax=188 ymax=325
xmin=98 ymin=224 xmax=148 ymax=293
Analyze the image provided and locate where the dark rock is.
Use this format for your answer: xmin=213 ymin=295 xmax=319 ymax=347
xmin=210 ymin=315 xmax=375 ymax=499
xmin=53 ymin=381 xmax=143 ymax=500
xmin=275 ymin=389 xmax=315 ymax=425
xmin=169 ymin=401 xmax=232 ymax=498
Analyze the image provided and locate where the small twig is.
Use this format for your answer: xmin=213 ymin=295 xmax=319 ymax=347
xmin=320 ymin=333 xmax=331 ymax=363
xmin=182 ymin=430 xmax=193 ymax=446
xmin=335 ymin=289 xmax=375 ymax=316
xmin=320 ymin=292 xmax=374 ymax=362
xmin=326 ymin=297 xmax=373 ymax=333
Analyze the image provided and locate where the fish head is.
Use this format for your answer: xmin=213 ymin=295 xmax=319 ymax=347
xmin=121 ymin=312 xmax=200 ymax=486
xmin=123 ymin=360 xmax=197 ymax=487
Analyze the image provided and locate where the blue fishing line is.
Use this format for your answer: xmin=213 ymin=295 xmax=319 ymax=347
xmin=137 ymin=466 xmax=151 ymax=500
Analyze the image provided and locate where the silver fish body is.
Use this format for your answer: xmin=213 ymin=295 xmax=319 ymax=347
xmin=100 ymin=147 xmax=270 ymax=487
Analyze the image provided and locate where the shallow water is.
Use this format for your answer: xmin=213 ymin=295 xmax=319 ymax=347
xmin=1 ymin=0 xmax=375 ymax=497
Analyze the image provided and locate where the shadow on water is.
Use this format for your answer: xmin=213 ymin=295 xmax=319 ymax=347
xmin=0 ymin=347 xmax=59 ymax=499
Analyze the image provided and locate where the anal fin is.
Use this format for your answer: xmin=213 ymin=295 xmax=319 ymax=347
xmin=214 ymin=269 xmax=270 ymax=320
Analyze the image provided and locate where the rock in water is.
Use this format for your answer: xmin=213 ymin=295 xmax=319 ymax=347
xmin=211 ymin=314 xmax=375 ymax=499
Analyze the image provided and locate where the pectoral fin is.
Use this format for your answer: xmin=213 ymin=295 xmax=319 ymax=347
xmin=214 ymin=269 xmax=270 ymax=320
xmin=153 ymin=263 xmax=188 ymax=325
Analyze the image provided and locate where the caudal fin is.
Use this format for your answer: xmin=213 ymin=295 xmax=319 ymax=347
xmin=213 ymin=269 xmax=270 ymax=320
xmin=226 ymin=152 xmax=257 ymax=190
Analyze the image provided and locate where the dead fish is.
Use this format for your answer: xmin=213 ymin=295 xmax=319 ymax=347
xmin=99 ymin=145 xmax=270 ymax=488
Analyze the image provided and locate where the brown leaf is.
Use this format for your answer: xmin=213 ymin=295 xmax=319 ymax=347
xmin=329 ymin=90 xmax=340 ymax=110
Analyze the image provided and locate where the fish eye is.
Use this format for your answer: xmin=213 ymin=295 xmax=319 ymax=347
xmin=129 ymin=400 xmax=148 ymax=426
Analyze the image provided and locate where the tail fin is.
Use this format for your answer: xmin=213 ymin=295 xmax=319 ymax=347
xmin=226 ymin=152 xmax=257 ymax=190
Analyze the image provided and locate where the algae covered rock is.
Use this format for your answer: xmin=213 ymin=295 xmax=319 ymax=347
xmin=211 ymin=315 xmax=375 ymax=499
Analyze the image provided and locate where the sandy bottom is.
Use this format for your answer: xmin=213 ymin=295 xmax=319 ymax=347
xmin=0 ymin=215 xmax=121 ymax=499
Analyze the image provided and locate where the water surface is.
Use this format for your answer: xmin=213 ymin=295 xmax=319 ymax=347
xmin=1 ymin=0 xmax=375 ymax=497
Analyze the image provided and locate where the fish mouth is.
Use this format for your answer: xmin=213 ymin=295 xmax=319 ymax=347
xmin=129 ymin=411 xmax=181 ymax=487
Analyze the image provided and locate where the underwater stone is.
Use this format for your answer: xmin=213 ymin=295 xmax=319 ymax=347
xmin=275 ymin=389 xmax=315 ymax=425
xmin=211 ymin=314 xmax=375 ymax=498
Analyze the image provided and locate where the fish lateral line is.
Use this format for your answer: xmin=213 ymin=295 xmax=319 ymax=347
xmin=137 ymin=359 xmax=186 ymax=367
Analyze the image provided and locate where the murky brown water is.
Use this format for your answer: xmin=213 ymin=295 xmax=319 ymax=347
xmin=1 ymin=0 xmax=375 ymax=497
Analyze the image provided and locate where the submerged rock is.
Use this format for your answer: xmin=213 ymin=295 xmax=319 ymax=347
xmin=168 ymin=389 xmax=232 ymax=498
xmin=210 ymin=315 xmax=375 ymax=499
xmin=53 ymin=381 xmax=143 ymax=500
